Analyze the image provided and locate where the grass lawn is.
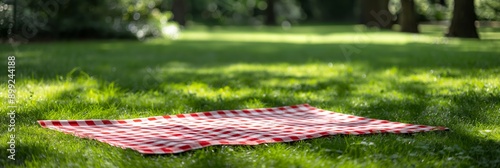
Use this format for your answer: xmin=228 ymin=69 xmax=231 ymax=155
xmin=1 ymin=25 xmax=499 ymax=167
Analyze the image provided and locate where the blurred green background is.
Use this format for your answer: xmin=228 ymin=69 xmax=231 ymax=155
xmin=1 ymin=0 xmax=499 ymax=40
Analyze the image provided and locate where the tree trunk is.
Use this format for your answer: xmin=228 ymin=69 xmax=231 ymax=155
xmin=265 ymin=0 xmax=277 ymax=25
xmin=447 ymin=0 xmax=479 ymax=38
xmin=360 ymin=0 xmax=378 ymax=25
xmin=400 ymin=0 xmax=419 ymax=33
xmin=172 ymin=0 xmax=187 ymax=27
xmin=360 ymin=0 xmax=393 ymax=29
xmin=438 ymin=0 xmax=446 ymax=6
xmin=379 ymin=0 xmax=393 ymax=29
xmin=298 ymin=0 xmax=313 ymax=21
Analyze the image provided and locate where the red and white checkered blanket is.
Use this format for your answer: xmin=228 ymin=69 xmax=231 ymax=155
xmin=38 ymin=104 xmax=447 ymax=154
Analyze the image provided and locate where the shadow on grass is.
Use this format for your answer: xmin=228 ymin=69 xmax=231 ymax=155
xmin=2 ymin=36 xmax=499 ymax=166
xmin=0 ymin=143 xmax=57 ymax=166
xmin=6 ymin=77 xmax=499 ymax=167
xmin=3 ymin=40 xmax=499 ymax=85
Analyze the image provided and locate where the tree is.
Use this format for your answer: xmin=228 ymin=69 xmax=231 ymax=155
xmin=298 ymin=0 xmax=314 ymax=21
xmin=264 ymin=0 xmax=277 ymax=25
xmin=400 ymin=0 xmax=419 ymax=33
xmin=447 ymin=0 xmax=479 ymax=38
xmin=172 ymin=0 xmax=187 ymax=27
xmin=360 ymin=0 xmax=393 ymax=29
xmin=434 ymin=0 xmax=447 ymax=7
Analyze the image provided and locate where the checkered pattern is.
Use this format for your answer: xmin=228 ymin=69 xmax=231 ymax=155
xmin=38 ymin=104 xmax=448 ymax=154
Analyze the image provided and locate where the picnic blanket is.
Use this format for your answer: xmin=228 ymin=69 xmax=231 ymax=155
xmin=38 ymin=104 xmax=448 ymax=154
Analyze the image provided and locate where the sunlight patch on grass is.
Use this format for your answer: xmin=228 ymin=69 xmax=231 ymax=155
xmin=81 ymin=82 xmax=121 ymax=103
xmin=242 ymin=99 xmax=266 ymax=109
xmin=13 ymin=81 xmax=78 ymax=104
xmin=480 ymin=32 xmax=500 ymax=40
xmin=179 ymin=31 xmax=438 ymax=45
xmin=217 ymin=63 xmax=357 ymax=78
xmin=171 ymin=82 xmax=252 ymax=100
xmin=176 ymin=25 xmax=500 ymax=46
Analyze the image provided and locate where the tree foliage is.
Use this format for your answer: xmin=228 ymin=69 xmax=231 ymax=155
xmin=1 ymin=0 xmax=499 ymax=40
xmin=476 ymin=0 xmax=500 ymax=20
xmin=0 ymin=0 xmax=177 ymax=40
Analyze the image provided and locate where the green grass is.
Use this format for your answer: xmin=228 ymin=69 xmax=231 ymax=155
xmin=1 ymin=25 xmax=500 ymax=167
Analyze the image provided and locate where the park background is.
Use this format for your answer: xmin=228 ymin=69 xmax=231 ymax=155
xmin=0 ymin=0 xmax=499 ymax=167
